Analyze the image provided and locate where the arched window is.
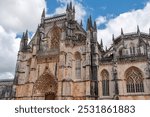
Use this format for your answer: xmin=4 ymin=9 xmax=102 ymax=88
xmin=74 ymin=52 xmax=81 ymax=79
xmin=125 ymin=67 xmax=144 ymax=93
xmin=101 ymin=70 xmax=109 ymax=96
xmin=129 ymin=43 xmax=136 ymax=55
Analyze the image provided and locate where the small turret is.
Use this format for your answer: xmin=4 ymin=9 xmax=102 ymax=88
xmin=66 ymin=2 xmax=75 ymax=21
xmin=20 ymin=30 xmax=28 ymax=51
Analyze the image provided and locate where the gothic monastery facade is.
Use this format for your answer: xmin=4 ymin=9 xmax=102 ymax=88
xmin=1 ymin=3 xmax=150 ymax=100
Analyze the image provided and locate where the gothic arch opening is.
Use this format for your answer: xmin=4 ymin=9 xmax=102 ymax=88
xmin=33 ymin=70 xmax=57 ymax=100
xmin=101 ymin=69 xmax=109 ymax=96
xmin=125 ymin=66 xmax=144 ymax=93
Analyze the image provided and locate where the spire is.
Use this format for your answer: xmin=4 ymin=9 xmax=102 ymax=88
xmin=41 ymin=8 xmax=45 ymax=18
xmin=86 ymin=16 xmax=93 ymax=31
xmin=80 ymin=20 xmax=83 ymax=26
xmin=70 ymin=1 xmax=72 ymax=10
xmin=137 ymin=25 xmax=140 ymax=34
xmin=112 ymin=34 xmax=115 ymax=42
xmin=24 ymin=30 xmax=28 ymax=39
xmin=86 ymin=18 xmax=90 ymax=31
xmin=89 ymin=15 xmax=92 ymax=28
xmin=66 ymin=4 xmax=69 ymax=11
xmin=101 ymin=39 xmax=103 ymax=48
xmin=73 ymin=6 xmax=75 ymax=12
xmin=94 ymin=21 xmax=97 ymax=31
xmin=121 ymin=28 xmax=124 ymax=35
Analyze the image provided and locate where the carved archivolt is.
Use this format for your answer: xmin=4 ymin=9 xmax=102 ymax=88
xmin=33 ymin=68 xmax=57 ymax=95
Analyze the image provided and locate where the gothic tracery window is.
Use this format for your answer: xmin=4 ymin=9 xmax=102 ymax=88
xmin=50 ymin=23 xmax=61 ymax=49
xmin=75 ymin=52 xmax=81 ymax=79
xmin=101 ymin=70 xmax=109 ymax=96
xmin=125 ymin=67 xmax=144 ymax=93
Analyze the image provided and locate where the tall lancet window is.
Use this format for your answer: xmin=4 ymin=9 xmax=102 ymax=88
xmin=74 ymin=52 xmax=81 ymax=79
xmin=101 ymin=70 xmax=109 ymax=96
xmin=125 ymin=67 xmax=144 ymax=93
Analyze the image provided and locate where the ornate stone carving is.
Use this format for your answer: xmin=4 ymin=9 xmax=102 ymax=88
xmin=33 ymin=68 xmax=57 ymax=95
xmin=47 ymin=22 xmax=61 ymax=49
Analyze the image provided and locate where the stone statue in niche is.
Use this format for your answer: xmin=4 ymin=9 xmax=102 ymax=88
xmin=50 ymin=22 xmax=61 ymax=49
xmin=40 ymin=39 xmax=48 ymax=51
xmin=39 ymin=25 xmax=49 ymax=51
xmin=39 ymin=26 xmax=45 ymax=40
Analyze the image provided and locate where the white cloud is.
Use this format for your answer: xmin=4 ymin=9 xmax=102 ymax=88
xmin=0 ymin=25 xmax=20 ymax=79
xmin=97 ymin=2 xmax=150 ymax=47
xmin=0 ymin=0 xmax=46 ymax=33
xmin=52 ymin=0 xmax=86 ymax=22
xmin=0 ymin=0 xmax=46 ymax=79
xmin=96 ymin=16 xmax=107 ymax=26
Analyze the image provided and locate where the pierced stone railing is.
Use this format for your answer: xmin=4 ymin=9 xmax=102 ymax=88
xmin=37 ymin=49 xmax=59 ymax=57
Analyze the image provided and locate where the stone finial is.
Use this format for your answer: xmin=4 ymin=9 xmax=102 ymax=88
xmin=101 ymin=39 xmax=103 ymax=48
xmin=73 ymin=6 xmax=75 ymax=12
xmin=70 ymin=1 xmax=72 ymax=10
xmin=24 ymin=30 xmax=28 ymax=39
xmin=94 ymin=21 xmax=97 ymax=31
xmin=86 ymin=18 xmax=90 ymax=31
xmin=121 ymin=28 xmax=124 ymax=35
xmin=41 ymin=8 xmax=45 ymax=18
xmin=137 ymin=25 xmax=140 ymax=34
xmin=89 ymin=15 xmax=92 ymax=28
xmin=80 ymin=20 xmax=83 ymax=26
xmin=112 ymin=34 xmax=115 ymax=42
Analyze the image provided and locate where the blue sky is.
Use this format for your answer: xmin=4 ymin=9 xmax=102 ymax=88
xmin=46 ymin=0 xmax=149 ymax=28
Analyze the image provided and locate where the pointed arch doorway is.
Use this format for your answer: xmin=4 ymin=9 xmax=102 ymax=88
xmin=45 ymin=92 xmax=55 ymax=100
xmin=33 ymin=69 xmax=57 ymax=100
